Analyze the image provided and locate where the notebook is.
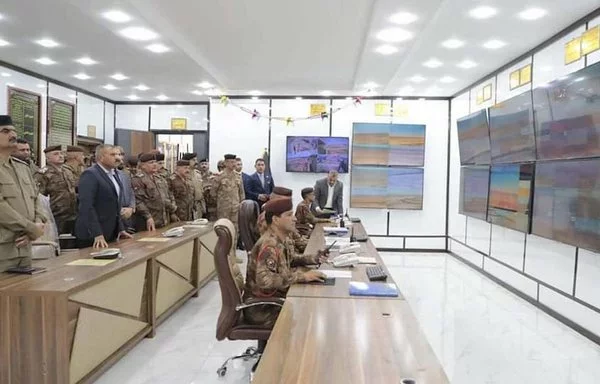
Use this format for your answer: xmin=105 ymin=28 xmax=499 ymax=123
xmin=5 ymin=266 xmax=47 ymax=275
xmin=349 ymin=281 xmax=399 ymax=297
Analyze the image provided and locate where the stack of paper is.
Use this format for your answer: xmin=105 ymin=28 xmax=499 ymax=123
xmin=321 ymin=270 xmax=353 ymax=279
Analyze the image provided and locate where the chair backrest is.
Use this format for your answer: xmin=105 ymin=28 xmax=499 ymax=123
xmin=238 ymin=200 xmax=260 ymax=252
xmin=213 ymin=219 xmax=245 ymax=340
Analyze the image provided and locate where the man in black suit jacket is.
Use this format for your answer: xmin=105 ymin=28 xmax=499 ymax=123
xmin=313 ymin=170 xmax=344 ymax=216
xmin=74 ymin=145 xmax=133 ymax=248
xmin=245 ymin=158 xmax=275 ymax=204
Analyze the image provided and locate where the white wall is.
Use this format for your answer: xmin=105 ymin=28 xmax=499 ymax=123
xmin=104 ymin=103 xmax=115 ymax=144
xmin=150 ymin=104 xmax=208 ymax=131
xmin=115 ymin=105 xmax=150 ymax=131
xmin=77 ymin=93 xmax=104 ymax=140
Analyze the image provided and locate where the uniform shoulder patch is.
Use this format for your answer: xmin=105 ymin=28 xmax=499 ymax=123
xmin=37 ymin=167 xmax=47 ymax=174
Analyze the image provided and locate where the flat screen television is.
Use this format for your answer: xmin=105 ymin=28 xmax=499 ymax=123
xmin=457 ymin=110 xmax=491 ymax=165
xmin=533 ymin=61 xmax=600 ymax=160
xmin=531 ymin=158 xmax=600 ymax=253
xmin=459 ymin=166 xmax=490 ymax=221
xmin=350 ymin=166 xmax=424 ymax=210
xmin=488 ymin=91 xmax=536 ymax=164
xmin=286 ymin=136 xmax=349 ymax=173
xmin=487 ymin=163 xmax=534 ymax=233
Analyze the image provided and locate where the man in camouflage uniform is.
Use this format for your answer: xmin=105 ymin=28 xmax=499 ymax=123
xmin=131 ymin=153 xmax=178 ymax=232
xmin=169 ymin=160 xmax=195 ymax=221
xmin=11 ymin=138 xmax=39 ymax=175
xmin=243 ymin=198 xmax=327 ymax=327
xmin=63 ymin=145 xmax=86 ymax=186
xmin=122 ymin=155 xmax=138 ymax=179
xmin=182 ymin=153 xmax=206 ymax=219
xmin=211 ymin=154 xmax=244 ymax=229
xmin=295 ymin=187 xmax=333 ymax=237
xmin=35 ymin=145 xmax=77 ymax=234
xmin=156 ymin=153 xmax=170 ymax=179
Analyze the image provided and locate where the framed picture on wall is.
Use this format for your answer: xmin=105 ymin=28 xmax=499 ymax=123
xmin=48 ymin=98 xmax=75 ymax=148
xmin=7 ymin=87 xmax=41 ymax=164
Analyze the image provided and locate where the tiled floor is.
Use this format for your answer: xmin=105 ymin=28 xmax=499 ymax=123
xmin=96 ymin=252 xmax=600 ymax=384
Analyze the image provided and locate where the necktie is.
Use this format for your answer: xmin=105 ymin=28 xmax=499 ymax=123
xmin=260 ymin=173 xmax=265 ymax=188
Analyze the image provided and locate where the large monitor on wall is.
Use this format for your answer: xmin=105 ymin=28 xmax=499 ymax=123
xmin=459 ymin=166 xmax=490 ymax=221
xmin=488 ymin=91 xmax=536 ymax=164
xmin=487 ymin=163 xmax=534 ymax=233
xmin=531 ymin=158 xmax=600 ymax=253
xmin=350 ymin=166 xmax=424 ymax=210
xmin=457 ymin=110 xmax=491 ymax=165
xmin=533 ymin=61 xmax=600 ymax=161
xmin=286 ymin=136 xmax=349 ymax=173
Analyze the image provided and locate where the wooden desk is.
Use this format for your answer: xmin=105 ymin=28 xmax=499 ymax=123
xmin=0 ymin=224 xmax=218 ymax=384
xmin=287 ymin=223 xmax=400 ymax=300
xmin=253 ymin=297 xmax=449 ymax=384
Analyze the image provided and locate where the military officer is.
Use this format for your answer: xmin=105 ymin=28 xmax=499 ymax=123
xmin=12 ymin=138 xmax=39 ymax=175
xmin=295 ymin=187 xmax=333 ymax=237
xmin=63 ymin=145 xmax=86 ymax=186
xmin=35 ymin=145 xmax=77 ymax=234
xmin=211 ymin=153 xmax=245 ymax=230
xmin=122 ymin=155 xmax=138 ymax=178
xmin=169 ymin=160 xmax=195 ymax=221
xmin=131 ymin=153 xmax=178 ymax=231
xmin=198 ymin=158 xmax=213 ymax=183
xmin=0 ymin=115 xmax=46 ymax=272
xmin=243 ymin=198 xmax=326 ymax=327
xmin=182 ymin=153 xmax=206 ymax=219
xmin=156 ymin=153 xmax=170 ymax=179
xmin=199 ymin=158 xmax=218 ymax=221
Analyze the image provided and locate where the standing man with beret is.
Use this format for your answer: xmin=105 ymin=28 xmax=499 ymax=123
xmin=199 ymin=157 xmax=218 ymax=221
xmin=35 ymin=145 xmax=77 ymax=234
xmin=63 ymin=145 xmax=86 ymax=186
xmin=169 ymin=160 xmax=195 ymax=221
xmin=182 ymin=153 xmax=206 ymax=219
xmin=0 ymin=115 xmax=46 ymax=271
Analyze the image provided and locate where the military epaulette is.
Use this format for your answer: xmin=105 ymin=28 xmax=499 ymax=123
xmin=37 ymin=167 xmax=48 ymax=174
xmin=10 ymin=157 xmax=28 ymax=166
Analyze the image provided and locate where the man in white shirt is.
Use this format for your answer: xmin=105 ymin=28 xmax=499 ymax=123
xmin=313 ymin=170 xmax=344 ymax=216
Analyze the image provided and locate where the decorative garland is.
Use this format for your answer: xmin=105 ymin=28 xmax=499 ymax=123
xmin=218 ymin=96 xmax=363 ymax=126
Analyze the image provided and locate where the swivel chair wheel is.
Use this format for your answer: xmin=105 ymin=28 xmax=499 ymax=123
xmin=217 ymin=366 xmax=227 ymax=377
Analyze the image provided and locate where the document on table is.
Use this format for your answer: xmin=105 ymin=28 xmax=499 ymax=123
xmin=67 ymin=259 xmax=117 ymax=267
xmin=138 ymin=237 xmax=171 ymax=242
xmin=321 ymin=270 xmax=352 ymax=279
xmin=357 ymin=257 xmax=377 ymax=264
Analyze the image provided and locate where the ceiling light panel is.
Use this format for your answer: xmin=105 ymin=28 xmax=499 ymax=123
xmin=103 ymin=84 xmax=118 ymax=90
xmin=76 ymin=57 xmax=97 ymax=65
xmin=440 ymin=76 xmax=456 ymax=83
xmin=389 ymin=12 xmax=418 ymax=25
xmin=146 ymin=43 xmax=170 ymax=53
xmin=191 ymin=90 xmax=203 ymax=95
xmin=103 ymin=10 xmax=132 ymax=23
xmin=376 ymin=28 xmax=413 ymax=43
xmin=409 ymin=75 xmax=426 ymax=83
xmin=0 ymin=39 xmax=10 ymax=47
xmin=74 ymin=73 xmax=92 ymax=80
xmin=483 ymin=39 xmax=507 ymax=49
xmin=35 ymin=57 xmax=56 ymax=65
xmin=375 ymin=44 xmax=398 ymax=55
xmin=423 ymin=58 xmax=443 ymax=68
xmin=248 ymin=90 xmax=263 ymax=96
xmin=36 ymin=38 xmax=60 ymax=48
xmin=127 ymin=94 xmax=139 ymax=100
xmin=156 ymin=94 xmax=168 ymax=101
xmin=320 ymin=90 xmax=333 ymax=96
xmin=457 ymin=60 xmax=477 ymax=69
xmin=469 ymin=6 xmax=497 ymax=19
xmin=519 ymin=8 xmax=547 ymax=20
xmin=111 ymin=73 xmax=128 ymax=81
xmin=197 ymin=81 xmax=213 ymax=89
xmin=119 ymin=27 xmax=158 ymax=41
xmin=135 ymin=84 xmax=150 ymax=91
xmin=363 ymin=82 xmax=378 ymax=88
xmin=442 ymin=39 xmax=465 ymax=49
xmin=1 ymin=72 xmax=10 ymax=77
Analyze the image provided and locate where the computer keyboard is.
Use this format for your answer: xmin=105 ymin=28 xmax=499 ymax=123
xmin=366 ymin=265 xmax=388 ymax=281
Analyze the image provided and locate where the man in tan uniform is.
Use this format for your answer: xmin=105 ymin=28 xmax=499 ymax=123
xmin=169 ymin=160 xmax=195 ymax=221
xmin=63 ymin=145 xmax=86 ymax=186
xmin=182 ymin=153 xmax=206 ymax=219
xmin=35 ymin=145 xmax=77 ymax=235
xmin=12 ymin=138 xmax=39 ymax=175
xmin=212 ymin=153 xmax=245 ymax=230
xmin=131 ymin=153 xmax=178 ymax=231
xmin=295 ymin=187 xmax=332 ymax=237
xmin=243 ymin=198 xmax=326 ymax=327
xmin=0 ymin=115 xmax=46 ymax=272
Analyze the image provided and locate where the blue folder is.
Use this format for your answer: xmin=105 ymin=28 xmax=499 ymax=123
xmin=349 ymin=281 xmax=399 ymax=297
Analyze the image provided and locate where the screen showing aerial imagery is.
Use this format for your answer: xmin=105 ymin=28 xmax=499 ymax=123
xmin=286 ymin=136 xmax=349 ymax=173
xmin=459 ymin=166 xmax=490 ymax=221
xmin=351 ymin=166 xmax=424 ymax=210
xmin=487 ymin=163 xmax=533 ymax=232
xmin=352 ymin=123 xmax=425 ymax=166
xmin=457 ymin=109 xmax=491 ymax=165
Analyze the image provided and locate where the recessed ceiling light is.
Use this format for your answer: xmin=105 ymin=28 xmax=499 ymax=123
xmin=102 ymin=10 xmax=132 ymax=23
xmin=457 ymin=60 xmax=478 ymax=69
xmin=376 ymin=28 xmax=413 ymax=43
xmin=409 ymin=75 xmax=426 ymax=83
xmin=363 ymin=82 xmax=379 ymax=88
xmin=483 ymin=39 xmax=507 ymax=49
xmin=37 ymin=83 xmax=46 ymax=88
xmin=191 ymin=90 xmax=203 ymax=96
xmin=248 ymin=90 xmax=263 ymax=96
xmin=374 ymin=44 xmax=398 ymax=55
xmin=76 ymin=57 xmax=97 ymax=65
xmin=197 ymin=81 xmax=213 ymax=89
xmin=518 ymin=7 xmax=547 ymax=20
xmin=440 ymin=76 xmax=456 ymax=83
xmin=73 ymin=73 xmax=92 ymax=80
xmin=1 ymin=72 xmax=10 ymax=77
xmin=103 ymin=84 xmax=118 ymax=90
xmin=146 ymin=43 xmax=170 ymax=53
xmin=389 ymin=12 xmax=418 ymax=25
xmin=36 ymin=38 xmax=60 ymax=48
xmin=423 ymin=58 xmax=443 ymax=68
xmin=134 ymin=84 xmax=150 ymax=91
xmin=111 ymin=73 xmax=128 ymax=81
xmin=156 ymin=94 xmax=168 ymax=101
xmin=296 ymin=97 xmax=303 ymax=100
xmin=320 ymin=90 xmax=333 ymax=96
xmin=442 ymin=39 xmax=465 ymax=49
xmin=0 ymin=39 xmax=10 ymax=47
xmin=119 ymin=27 xmax=158 ymax=41
xmin=35 ymin=57 xmax=56 ymax=65
xmin=398 ymin=86 xmax=415 ymax=94
xmin=469 ymin=6 xmax=497 ymax=19
xmin=127 ymin=94 xmax=139 ymax=100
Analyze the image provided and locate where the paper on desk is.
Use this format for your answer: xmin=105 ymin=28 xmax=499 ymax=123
xmin=357 ymin=257 xmax=377 ymax=264
xmin=137 ymin=237 xmax=171 ymax=242
xmin=325 ymin=237 xmax=349 ymax=245
xmin=67 ymin=259 xmax=116 ymax=267
xmin=321 ymin=270 xmax=352 ymax=279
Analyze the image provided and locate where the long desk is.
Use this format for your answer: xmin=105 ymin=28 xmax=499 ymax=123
xmin=254 ymin=223 xmax=450 ymax=383
xmin=0 ymin=224 xmax=218 ymax=384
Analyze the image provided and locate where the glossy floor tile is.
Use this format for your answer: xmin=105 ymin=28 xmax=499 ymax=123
xmin=96 ymin=252 xmax=600 ymax=383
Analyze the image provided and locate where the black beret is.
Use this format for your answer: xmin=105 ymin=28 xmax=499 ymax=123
xmin=181 ymin=153 xmax=197 ymax=161
xmin=224 ymin=154 xmax=236 ymax=160
xmin=0 ymin=115 xmax=13 ymax=126
xmin=66 ymin=145 xmax=84 ymax=153
xmin=301 ymin=187 xmax=314 ymax=199
xmin=176 ymin=160 xmax=190 ymax=167
xmin=199 ymin=158 xmax=209 ymax=163
xmin=272 ymin=186 xmax=293 ymax=198
xmin=44 ymin=145 xmax=63 ymax=153
xmin=126 ymin=155 xmax=139 ymax=166
xmin=139 ymin=153 xmax=157 ymax=163
xmin=156 ymin=153 xmax=165 ymax=161
xmin=264 ymin=197 xmax=293 ymax=216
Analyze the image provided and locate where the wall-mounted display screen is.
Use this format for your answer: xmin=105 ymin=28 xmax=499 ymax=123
xmin=352 ymin=123 xmax=426 ymax=166
xmin=533 ymin=61 xmax=600 ymax=161
xmin=286 ymin=136 xmax=349 ymax=173
xmin=488 ymin=163 xmax=534 ymax=233
xmin=457 ymin=110 xmax=491 ymax=165
xmin=488 ymin=91 xmax=536 ymax=164
xmin=351 ymin=166 xmax=424 ymax=210
xmin=532 ymin=158 xmax=600 ymax=253
xmin=459 ymin=166 xmax=490 ymax=221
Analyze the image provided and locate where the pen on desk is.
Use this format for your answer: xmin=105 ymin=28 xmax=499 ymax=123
xmin=318 ymin=240 xmax=337 ymax=268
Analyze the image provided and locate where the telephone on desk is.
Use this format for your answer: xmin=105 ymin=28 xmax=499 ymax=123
xmin=339 ymin=243 xmax=361 ymax=254
xmin=331 ymin=253 xmax=359 ymax=267
xmin=163 ymin=227 xmax=185 ymax=238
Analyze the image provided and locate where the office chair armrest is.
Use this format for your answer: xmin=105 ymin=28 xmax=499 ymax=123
xmin=235 ymin=297 xmax=285 ymax=311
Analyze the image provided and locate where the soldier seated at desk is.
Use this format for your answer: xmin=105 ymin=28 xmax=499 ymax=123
xmin=243 ymin=198 xmax=328 ymax=327
xmin=295 ymin=187 xmax=333 ymax=237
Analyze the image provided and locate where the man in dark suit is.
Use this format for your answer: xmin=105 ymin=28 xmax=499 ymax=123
xmin=313 ymin=170 xmax=343 ymax=216
xmin=74 ymin=144 xmax=133 ymax=248
xmin=245 ymin=158 xmax=275 ymax=204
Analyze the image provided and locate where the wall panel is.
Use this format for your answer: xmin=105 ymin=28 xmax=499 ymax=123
xmin=525 ymin=235 xmax=576 ymax=294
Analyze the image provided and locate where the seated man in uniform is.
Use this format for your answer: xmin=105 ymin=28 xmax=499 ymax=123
xmin=295 ymin=187 xmax=332 ymax=237
xmin=243 ymin=198 xmax=327 ymax=327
